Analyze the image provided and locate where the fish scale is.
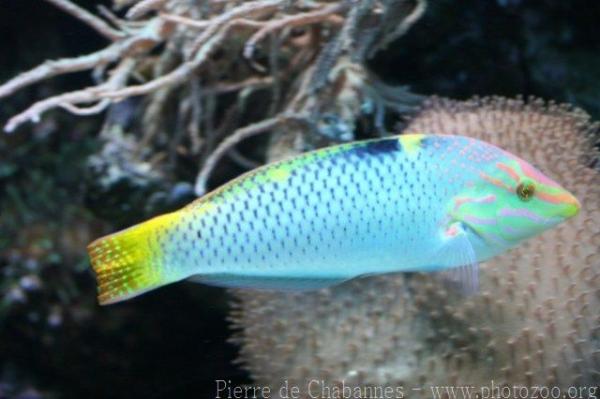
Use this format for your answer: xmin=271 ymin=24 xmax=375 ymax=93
xmin=159 ymin=136 xmax=463 ymax=278
xmin=87 ymin=134 xmax=581 ymax=304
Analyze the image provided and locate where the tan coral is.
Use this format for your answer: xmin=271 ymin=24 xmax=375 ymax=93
xmin=230 ymin=96 xmax=600 ymax=398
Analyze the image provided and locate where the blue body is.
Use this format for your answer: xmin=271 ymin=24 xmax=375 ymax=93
xmin=161 ymin=135 xmax=507 ymax=287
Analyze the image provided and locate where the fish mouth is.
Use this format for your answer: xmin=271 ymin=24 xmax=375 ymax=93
xmin=560 ymin=194 xmax=581 ymax=218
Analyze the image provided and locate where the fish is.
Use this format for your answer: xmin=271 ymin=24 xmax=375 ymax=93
xmin=87 ymin=134 xmax=581 ymax=305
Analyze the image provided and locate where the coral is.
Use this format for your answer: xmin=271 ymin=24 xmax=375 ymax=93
xmin=0 ymin=0 xmax=424 ymax=199
xmin=230 ymin=97 xmax=600 ymax=397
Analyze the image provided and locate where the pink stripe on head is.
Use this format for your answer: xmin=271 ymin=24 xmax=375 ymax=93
xmin=496 ymin=163 xmax=520 ymax=182
xmin=453 ymin=195 xmax=496 ymax=212
xmin=478 ymin=194 xmax=497 ymax=204
xmin=516 ymin=159 xmax=560 ymax=188
xmin=480 ymin=172 xmax=513 ymax=192
xmin=499 ymin=207 xmax=551 ymax=225
xmin=463 ymin=215 xmax=497 ymax=225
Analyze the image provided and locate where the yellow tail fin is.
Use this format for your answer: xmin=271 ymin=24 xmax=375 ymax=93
xmin=87 ymin=212 xmax=181 ymax=305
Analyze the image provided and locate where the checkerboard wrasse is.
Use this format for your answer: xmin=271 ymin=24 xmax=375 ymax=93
xmin=87 ymin=134 xmax=580 ymax=305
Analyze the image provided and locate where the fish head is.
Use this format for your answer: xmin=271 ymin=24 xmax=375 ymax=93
xmin=450 ymin=148 xmax=580 ymax=247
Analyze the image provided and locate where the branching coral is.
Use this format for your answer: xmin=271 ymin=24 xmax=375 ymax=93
xmin=230 ymin=97 xmax=600 ymax=397
xmin=0 ymin=0 xmax=424 ymax=198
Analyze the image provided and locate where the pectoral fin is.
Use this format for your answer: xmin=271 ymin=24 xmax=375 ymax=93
xmin=435 ymin=222 xmax=480 ymax=295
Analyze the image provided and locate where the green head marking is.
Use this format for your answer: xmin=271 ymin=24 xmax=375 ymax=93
xmin=451 ymin=152 xmax=580 ymax=247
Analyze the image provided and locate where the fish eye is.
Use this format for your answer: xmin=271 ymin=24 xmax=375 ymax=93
xmin=516 ymin=182 xmax=535 ymax=201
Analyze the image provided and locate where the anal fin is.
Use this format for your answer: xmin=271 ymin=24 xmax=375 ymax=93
xmin=435 ymin=222 xmax=480 ymax=295
xmin=188 ymin=273 xmax=347 ymax=292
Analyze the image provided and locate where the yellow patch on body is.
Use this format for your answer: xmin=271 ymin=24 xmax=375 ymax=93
xmin=399 ymin=133 xmax=425 ymax=157
xmin=266 ymin=165 xmax=292 ymax=182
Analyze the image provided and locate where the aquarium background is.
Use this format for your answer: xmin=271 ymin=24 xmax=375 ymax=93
xmin=0 ymin=1 xmax=599 ymax=398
